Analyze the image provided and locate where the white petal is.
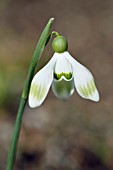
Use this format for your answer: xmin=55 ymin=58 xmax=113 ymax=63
xmin=29 ymin=53 xmax=57 ymax=108
xmin=65 ymin=52 xmax=99 ymax=102
xmin=52 ymin=77 xmax=75 ymax=100
xmin=54 ymin=52 xmax=72 ymax=80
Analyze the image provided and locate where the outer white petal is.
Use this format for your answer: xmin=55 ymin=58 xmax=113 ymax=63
xmin=29 ymin=53 xmax=57 ymax=108
xmin=65 ymin=52 xmax=99 ymax=102
xmin=54 ymin=52 xmax=72 ymax=79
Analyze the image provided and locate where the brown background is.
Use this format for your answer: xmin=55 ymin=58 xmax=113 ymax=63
xmin=0 ymin=0 xmax=113 ymax=169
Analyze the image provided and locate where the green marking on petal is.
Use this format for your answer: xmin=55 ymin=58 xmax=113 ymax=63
xmin=79 ymin=79 xmax=96 ymax=98
xmin=79 ymin=85 xmax=88 ymax=97
xmin=87 ymin=81 xmax=93 ymax=96
xmin=30 ymin=83 xmax=35 ymax=96
xmin=54 ymin=72 xmax=72 ymax=80
xmin=34 ymin=84 xmax=38 ymax=98
xmin=37 ymin=85 xmax=47 ymax=101
xmin=30 ymin=83 xmax=47 ymax=101
xmin=78 ymin=86 xmax=85 ymax=96
xmin=90 ymin=79 xmax=96 ymax=92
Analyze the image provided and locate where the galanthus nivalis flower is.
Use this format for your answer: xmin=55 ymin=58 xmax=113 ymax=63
xmin=29 ymin=35 xmax=99 ymax=108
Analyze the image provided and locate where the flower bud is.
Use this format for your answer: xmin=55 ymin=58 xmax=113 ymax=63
xmin=52 ymin=36 xmax=68 ymax=53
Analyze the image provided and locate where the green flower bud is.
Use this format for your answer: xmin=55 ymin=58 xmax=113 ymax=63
xmin=52 ymin=36 xmax=68 ymax=53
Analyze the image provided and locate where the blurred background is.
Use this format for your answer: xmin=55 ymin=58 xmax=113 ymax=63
xmin=0 ymin=0 xmax=113 ymax=169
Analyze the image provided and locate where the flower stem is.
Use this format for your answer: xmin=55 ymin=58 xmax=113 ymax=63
xmin=6 ymin=17 xmax=54 ymax=170
xmin=51 ymin=31 xmax=59 ymax=37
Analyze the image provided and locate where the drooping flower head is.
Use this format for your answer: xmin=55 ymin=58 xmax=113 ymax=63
xmin=29 ymin=34 xmax=99 ymax=108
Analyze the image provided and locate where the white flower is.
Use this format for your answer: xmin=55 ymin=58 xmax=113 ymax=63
xmin=29 ymin=52 xmax=99 ymax=108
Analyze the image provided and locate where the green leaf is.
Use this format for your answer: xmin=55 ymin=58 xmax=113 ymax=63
xmin=6 ymin=18 xmax=54 ymax=170
xmin=22 ymin=18 xmax=54 ymax=100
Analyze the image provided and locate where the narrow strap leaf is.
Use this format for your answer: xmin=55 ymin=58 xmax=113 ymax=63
xmin=6 ymin=18 xmax=54 ymax=170
xmin=22 ymin=17 xmax=54 ymax=100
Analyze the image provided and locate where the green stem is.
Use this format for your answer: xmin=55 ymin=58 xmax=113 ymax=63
xmin=6 ymin=18 xmax=54 ymax=170
xmin=51 ymin=31 xmax=59 ymax=37
xmin=6 ymin=98 xmax=26 ymax=170
xmin=45 ymin=31 xmax=59 ymax=46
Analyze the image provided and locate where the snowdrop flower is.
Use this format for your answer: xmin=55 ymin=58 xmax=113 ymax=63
xmin=29 ymin=35 xmax=99 ymax=108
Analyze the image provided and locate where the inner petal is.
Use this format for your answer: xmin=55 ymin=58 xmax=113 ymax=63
xmin=52 ymin=77 xmax=75 ymax=100
xmin=54 ymin=53 xmax=72 ymax=80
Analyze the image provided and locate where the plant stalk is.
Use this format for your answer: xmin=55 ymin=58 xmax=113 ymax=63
xmin=6 ymin=18 xmax=54 ymax=170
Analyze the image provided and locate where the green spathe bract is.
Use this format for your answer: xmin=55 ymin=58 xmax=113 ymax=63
xmin=52 ymin=36 xmax=68 ymax=53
